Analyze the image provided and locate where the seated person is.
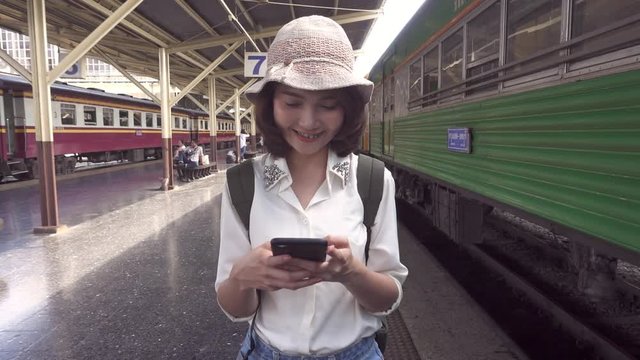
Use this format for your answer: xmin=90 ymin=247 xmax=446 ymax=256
xmin=225 ymin=150 xmax=237 ymax=164
xmin=185 ymin=140 xmax=203 ymax=168
xmin=174 ymin=139 xmax=186 ymax=163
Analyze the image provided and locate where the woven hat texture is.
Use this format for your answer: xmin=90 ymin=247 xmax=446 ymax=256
xmin=245 ymin=15 xmax=373 ymax=104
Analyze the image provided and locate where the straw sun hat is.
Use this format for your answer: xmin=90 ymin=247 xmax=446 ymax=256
xmin=244 ymin=15 xmax=374 ymax=104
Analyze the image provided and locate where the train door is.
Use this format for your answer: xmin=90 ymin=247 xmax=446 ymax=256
xmin=3 ymin=92 xmax=15 ymax=155
xmin=382 ymin=56 xmax=395 ymax=156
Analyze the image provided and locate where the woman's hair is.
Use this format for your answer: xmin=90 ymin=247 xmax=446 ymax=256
xmin=253 ymin=83 xmax=367 ymax=158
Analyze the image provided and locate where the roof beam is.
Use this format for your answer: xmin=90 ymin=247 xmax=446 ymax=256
xmin=94 ymin=46 xmax=160 ymax=104
xmin=168 ymin=11 xmax=381 ymax=54
xmin=174 ymin=0 xmax=244 ymax=64
xmin=48 ymin=0 xmax=143 ymax=84
xmin=233 ymin=0 xmax=270 ymax=51
xmin=0 ymin=47 xmax=31 ymax=81
xmin=171 ymin=41 xmax=242 ymax=107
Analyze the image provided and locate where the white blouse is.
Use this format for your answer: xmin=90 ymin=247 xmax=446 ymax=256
xmin=215 ymin=151 xmax=408 ymax=355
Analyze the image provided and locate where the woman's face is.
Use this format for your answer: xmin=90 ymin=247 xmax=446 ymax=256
xmin=273 ymin=85 xmax=345 ymax=157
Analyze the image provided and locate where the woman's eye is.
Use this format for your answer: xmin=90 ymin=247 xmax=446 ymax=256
xmin=285 ymin=102 xmax=301 ymax=108
xmin=320 ymin=104 xmax=338 ymax=110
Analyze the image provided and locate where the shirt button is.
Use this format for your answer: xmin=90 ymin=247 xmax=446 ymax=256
xmin=302 ymin=218 xmax=308 ymax=225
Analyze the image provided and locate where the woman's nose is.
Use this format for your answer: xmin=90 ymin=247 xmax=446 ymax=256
xmin=298 ymin=106 xmax=317 ymax=128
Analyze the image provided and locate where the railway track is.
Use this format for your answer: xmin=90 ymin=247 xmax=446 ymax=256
xmin=399 ymin=201 xmax=640 ymax=359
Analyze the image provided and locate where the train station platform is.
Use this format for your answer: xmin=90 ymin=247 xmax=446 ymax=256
xmin=0 ymin=160 xmax=526 ymax=360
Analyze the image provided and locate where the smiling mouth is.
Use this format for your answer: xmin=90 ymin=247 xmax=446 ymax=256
xmin=293 ymin=129 xmax=322 ymax=140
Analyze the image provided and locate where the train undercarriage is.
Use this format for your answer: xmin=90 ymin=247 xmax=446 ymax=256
xmin=389 ymin=161 xmax=621 ymax=303
xmin=0 ymin=147 xmax=162 ymax=182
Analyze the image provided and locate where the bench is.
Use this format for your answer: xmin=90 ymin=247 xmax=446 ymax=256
xmin=244 ymin=151 xmax=258 ymax=159
xmin=175 ymin=162 xmax=216 ymax=182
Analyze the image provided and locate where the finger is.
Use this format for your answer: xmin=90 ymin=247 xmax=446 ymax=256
xmin=282 ymin=277 xmax=322 ymax=290
xmin=267 ymin=254 xmax=292 ymax=266
xmin=285 ymin=258 xmax=323 ymax=271
xmin=325 ymin=235 xmax=350 ymax=248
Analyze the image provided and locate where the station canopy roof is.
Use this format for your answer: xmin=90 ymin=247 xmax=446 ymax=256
xmin=0 ymin=0 xmax=384 ymax=110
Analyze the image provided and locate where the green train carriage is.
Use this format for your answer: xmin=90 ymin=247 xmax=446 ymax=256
xmin=364 ymin=0 xmax=640 ymax=292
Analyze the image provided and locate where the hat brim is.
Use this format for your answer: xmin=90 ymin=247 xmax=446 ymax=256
xmin=245 ymin=64 xmax=373 ymax=105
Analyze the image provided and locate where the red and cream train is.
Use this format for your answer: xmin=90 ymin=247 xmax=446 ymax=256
xmin=0 ymin=73 xmax=242 ymax=181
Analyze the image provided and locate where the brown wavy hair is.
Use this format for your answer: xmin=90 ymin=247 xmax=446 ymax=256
xmin=252 ymin=83 xmax=367 ymax=158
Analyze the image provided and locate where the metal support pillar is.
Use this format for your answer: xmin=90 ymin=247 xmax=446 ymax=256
xmin=234 ymin=89 xmax=241 ymax=163
xmin=159 ymin=47 xmax=174 ymax=190
xmin=208 ymin=77 xmax=218 ymax=171
xmin=29 ymin=0 xmax=65 ymax=234
xmin=250 ymin=106 xmax=257 ymax=152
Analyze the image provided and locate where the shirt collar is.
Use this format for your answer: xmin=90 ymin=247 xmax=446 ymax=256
xmin=261 ymin=151 xmax=353 ymax=191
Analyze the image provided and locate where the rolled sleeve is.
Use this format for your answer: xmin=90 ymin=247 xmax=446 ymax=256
xmin=215 ymin=182 xmax=255 ymax=322
xmin=366 ymin=169 xmax=409 ymax=314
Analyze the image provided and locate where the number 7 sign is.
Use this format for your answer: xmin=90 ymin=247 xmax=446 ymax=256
xmin=244 ymin=52 xmax=268 ymax=77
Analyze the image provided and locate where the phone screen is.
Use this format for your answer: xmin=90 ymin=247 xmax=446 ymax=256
xmin=271 ymin=237 xmax=327 ymax=262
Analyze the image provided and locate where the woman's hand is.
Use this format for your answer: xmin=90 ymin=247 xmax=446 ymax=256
xmin=286 ymin=235 xmax=366 ymax=284
xmin=229 ymin=242 xmax=321 ymax=292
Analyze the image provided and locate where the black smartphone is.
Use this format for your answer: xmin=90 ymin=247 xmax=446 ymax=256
xmin=271 ymin=237 xmax=328 ymax=262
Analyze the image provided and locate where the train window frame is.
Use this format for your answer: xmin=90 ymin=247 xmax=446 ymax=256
xmin=83 ymin=105 xmax=97 ymax=126
xmin=103 ymin=108 xmax=114 ymax=127
xmin=401 ymin=0 xmax=640 ymax=114
xmin=174 ymin=116 xmax=180 ymax=129
xmin=145 ymin=113 xmax=153 ymax=127
xmin=465 ymin=1 xmax=501 ymax=96
xmin=60 ymin=103 xmax=76 ymax=126
xmin=440 ymin=28 xmax=464 ymax=100
xmin=133 ymin=111 xmax=142 ymax=127
xmin=505 ymin=0 xmax=562 ymax=77
xmin=119 ymin=110 xmax=129 ymax=127
xmin=570 ymin=0 xmax=640 ymax=57
xmin=408 ymin=58 xmax=422 ymax=108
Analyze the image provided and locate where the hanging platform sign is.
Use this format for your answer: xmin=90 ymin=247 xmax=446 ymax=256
xmin=244 ymin=52 xmax=267 ymax=77
xmin=447 ymin=128 xmax=471 ymax=153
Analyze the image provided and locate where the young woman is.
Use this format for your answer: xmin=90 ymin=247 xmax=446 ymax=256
xmin=216 ymin=15 xmax=408 ymax=359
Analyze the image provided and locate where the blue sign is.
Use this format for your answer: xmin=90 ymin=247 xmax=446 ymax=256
xmin=447 ymin=128 xmax=471 ymax=153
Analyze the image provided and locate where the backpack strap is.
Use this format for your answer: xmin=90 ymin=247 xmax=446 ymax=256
xmin=356 ymin=154 xmax=385 ymax=264
xmin=226 ymin=159 xmax=255 ymax=241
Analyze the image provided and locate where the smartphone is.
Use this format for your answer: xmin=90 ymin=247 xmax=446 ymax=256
xmin=271 ymin=237 xmax=328 ymax=262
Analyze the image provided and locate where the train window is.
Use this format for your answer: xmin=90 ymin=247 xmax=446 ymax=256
xmin=466 ymin=1 xmax=500 ymax=95
xmin=182 ymin=118 xmax=187 ymax=129
xmin=174 ymin=117 xmax=180 ymax=129
xmin=133 ymin=111 xmax=142 ymax=127
xmin=119 ymin=110 xmax=129 ymax=127
xmin=506 ymin=0 xmax=562 ymax=75
xmin=383 ymin=76 xmax=395 ymax=113
xmin=571 ymin=0 xmax=640 ymax=56
xmin=60 ymin=103 xmax=76 ymax=125
xmin=103 ymin=108 xmax=114 ymax=126
xmin=145 ymin=113 xmax=153 ymax=127
xmin=408 ymin=59 xmax=422 ymax=109
xmin=83 ymin=106 xmax=97 ymax=126
xmin=156 ymin=114 xmax=161 ymax=127
xmin=422 ymin=48 xmax=439 ymax=105
xmin=204 ymin=121 xmax=208 ymax=130
xmin=441 ymin=29 xmax=463 ymax=95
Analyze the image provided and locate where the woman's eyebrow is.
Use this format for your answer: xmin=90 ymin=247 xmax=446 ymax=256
xmin=279 ymin=90 xmax=304 ymax=98
xmin=279 ymin=90 xmax=338 ymax=101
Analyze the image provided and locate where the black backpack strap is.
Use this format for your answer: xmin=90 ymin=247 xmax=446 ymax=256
xmin=226 ymin=159 xmax=255 ymax=240
xmin=356 ymin=154 xmax=385 ymax=264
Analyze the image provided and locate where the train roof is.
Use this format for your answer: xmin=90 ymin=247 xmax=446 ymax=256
xmin=0 ymin=72 xmax=209 ymax=115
